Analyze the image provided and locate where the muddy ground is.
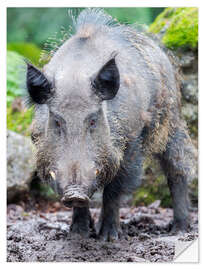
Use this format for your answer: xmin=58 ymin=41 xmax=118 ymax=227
xmin=7 ymin=199 xmax=198 ymax=262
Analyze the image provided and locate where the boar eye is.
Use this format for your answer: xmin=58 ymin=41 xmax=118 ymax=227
xmin=50 ymin=111 xmax=66 ymax=135
xmin=90 ymin=119 xmax=96 ymax=127
xmin=88 ymin=117 xmax=98 ymax=130
xmin=86 ymin=112 xmax=100 ymax=131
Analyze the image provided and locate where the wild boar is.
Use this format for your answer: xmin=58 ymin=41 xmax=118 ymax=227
xmin=27 ymin=8 xmax=197 ymax=241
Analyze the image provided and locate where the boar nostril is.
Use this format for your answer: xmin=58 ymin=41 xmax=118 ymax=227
xmin=62 ymin=196 xmax=89 ymax=208
xmin=62 ymin=186 xmax=90 ymax=208
xmin=62 ymin=198 xmax=89 ymax=208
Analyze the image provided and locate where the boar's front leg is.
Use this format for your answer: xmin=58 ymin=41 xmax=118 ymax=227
xmin=70 ymin=207 xmax=95 ymax=238
xmin=98 ymin=182 xmax=122 ymax=242
xmin=159 ymin=125 xmax=197 ymax=233
xmin=98 ymin=142 xmax=144 ymax=241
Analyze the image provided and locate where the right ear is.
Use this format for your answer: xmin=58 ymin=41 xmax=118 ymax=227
xmin=26 ymin=63 xmax=53 ymax=104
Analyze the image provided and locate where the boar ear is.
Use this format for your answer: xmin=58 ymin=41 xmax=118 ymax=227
xmin=26 ymin=63 xmax=53 ymax=104
xmin=91 ymin=57 xmax=120 ymax=100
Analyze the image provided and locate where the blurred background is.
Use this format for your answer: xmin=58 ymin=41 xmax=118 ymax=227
xmin=7 ymin=8 xmax=198 ymax=208
xmin=7 ymin=8 xmax=164 ymax=47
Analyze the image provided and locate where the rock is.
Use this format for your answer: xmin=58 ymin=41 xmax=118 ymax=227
xmin=7 ymin=130 xmax=35 ymax=202
xmin=178 ymin=51 xmax=196 ymax=69
xmin=138 ymin=233 xmax=151 ymax=241
xmin=181 ymin=103 xmax=198 ymax=123
xmin=181 ymin=74 xmax=198 ymax=104
xmin=179 ymin=51 xmax=198 ymax=139
xmin=149 ymin=7 xmax=198 ymax=140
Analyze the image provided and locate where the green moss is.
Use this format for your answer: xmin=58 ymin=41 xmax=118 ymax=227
xmin=7 ymin=42 xmax=42 ymax=66
xmin=149 ymin=8 xmax=198 ymax=50
xmin=7 ymin=106 xmax=33 ymax=136
xmin=149 ymin=8 xmax=170 ymax=34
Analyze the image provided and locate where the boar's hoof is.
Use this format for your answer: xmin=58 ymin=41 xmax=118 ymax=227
xmin=70 ymin=222 xmax=90 ymax=238
xmin=98 ymin=223 xmax=121 ymax=242
xmin=70 ymin=218 xmax=96 ymax=238
xmin=168 ymin=219 xmax=191 ymax=235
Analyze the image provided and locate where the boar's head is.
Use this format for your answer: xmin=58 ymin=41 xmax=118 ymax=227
xmin=27 ymin=55 xmax=123 ymax=207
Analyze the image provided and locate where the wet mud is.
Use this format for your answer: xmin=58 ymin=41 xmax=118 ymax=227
xmin=7 ymin=201 xmax=198 ymax=262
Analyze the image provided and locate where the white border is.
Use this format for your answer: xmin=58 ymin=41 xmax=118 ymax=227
xmin=2 ymin=0 xmax=202 ymax=8
xmin=1 ymin=0 xmax=202 ymax=268
xmin=0 ymin=1 xmax=7 ymax=265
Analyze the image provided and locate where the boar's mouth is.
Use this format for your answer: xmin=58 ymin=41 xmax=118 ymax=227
xmin=61 ymin=185 xmax=90 ymax=208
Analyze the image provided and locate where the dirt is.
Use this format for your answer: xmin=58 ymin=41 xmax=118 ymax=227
xmin=7 ymin=200 xmax=198 ymax=262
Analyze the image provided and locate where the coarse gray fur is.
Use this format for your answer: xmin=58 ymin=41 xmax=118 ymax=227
xmin=28 ymin=8 xmax=197 ymax=241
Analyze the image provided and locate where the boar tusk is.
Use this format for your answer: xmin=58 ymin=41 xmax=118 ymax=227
xmin=49 ymin=171 xmax=56 ymax=180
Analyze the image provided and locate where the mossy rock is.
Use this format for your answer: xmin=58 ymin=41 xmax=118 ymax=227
xmin=149 ymin=8 xmax=198 ymax=50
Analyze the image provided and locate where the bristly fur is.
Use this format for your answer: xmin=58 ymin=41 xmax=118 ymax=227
xmin=73 ymin=8 xmax=119 ymax=31
xmin=28 ymin=8 xmax=197 ymax=239
xmin=40 ymin=8 xmax=129 ymax=64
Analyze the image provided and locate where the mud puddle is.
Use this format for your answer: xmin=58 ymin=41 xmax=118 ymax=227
xmin=7 ymin=201 xmax=198 ymax=262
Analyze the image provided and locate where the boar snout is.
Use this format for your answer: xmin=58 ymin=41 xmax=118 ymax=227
xmin=62 ymin=185 xmax=90 ymax=208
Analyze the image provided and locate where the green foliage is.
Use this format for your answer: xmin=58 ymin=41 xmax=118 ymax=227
xmin=149 ymin=8 xmax=198 ymax=50
xmin=133 ymin=159 xmax=172 ymax=207
xmin=33 ymin=181 xmax=59 ymax=200
xmin=7 ymin=51 xmax=26 ymax=106
xmin=7 ymin=8 xmax=164 ymax=47
xmin=7 ymin=42 xmax=42 ymax=66
xmin=7 ymin=106 xmax=33 ymax=136
xmin=7 ymin=8 xmax=74 ymax=47
xmin=105 ymin=8 xmax=161 ymax=25
xmin=7 ymin=50 xmax=33 ymax=136
xmin=39 ymin=184 xmax=58 ymax=200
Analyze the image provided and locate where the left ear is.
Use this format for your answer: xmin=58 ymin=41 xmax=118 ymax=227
xmin=91 ymin=56 xmax=120 ymax=100
xmin=26 ymin=63 xmax=53 ymax=105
